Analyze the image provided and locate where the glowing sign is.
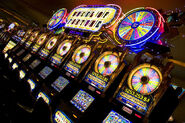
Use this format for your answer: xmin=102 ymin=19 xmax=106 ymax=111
xmin=37 ymin=91 xmax=50 ymax=104
xmin=65 ymin=4 xmax=121 ymax=32
xmin=53 ymin=110 xmax=72 ymax=123
xmin=27 ymin=79 xmax=36 ymax=91
xmin=19 ymin=70 xmax=26 ymax=79
xmin=12 ymin=63 xmax=18 ymax=70
xmin=3 ymin=40 xmax=17 ymax=53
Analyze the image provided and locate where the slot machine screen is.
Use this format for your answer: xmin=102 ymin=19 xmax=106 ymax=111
xmin=70 ymin=90 xmax=94 ymax=112
xmin=27 ymin=79 xmax=36 ymax=91
xmin=19 ymin=70 xmax=26 ymax=79
xmin=22 ymin=54 xmax=32 ymax=62
xmin=53 ymin=110 xmax=72 ymax=123
xmin=3 ymin=40 xmax=17 ymax=53
xmin=38 ymin=66 xmax=53 ymax=79
xmin=16 ymin=49 xmax=25 ymax=56
xmin=12 ymin=63 xmax=18 ymax=70
xmin=51 ymin=76 xmax=69 ymax=92
xmin=37 ymin=92 xmax=50 ymax=104
xmin=103 ymin=110 xmax=132 ymax=123
xmin=116 ymin=87 xmax=152 ymax=115
xmin=29 ymin=59 xmax=41 ymax=69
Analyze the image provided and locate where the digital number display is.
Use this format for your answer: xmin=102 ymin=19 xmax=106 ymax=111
xmin=3 ymin=40 xmax=17 ymax=53
xmin=70 ymin=90 xmax=94 ymax=112
xmin=84 ymin=71 xmax=109 ymax=91
xmin=29 ymin=59 xmax=41 ymax=69
xmin=116 ymin=87 xmax=152 ymax=115
xmin=51 ymin=76 xmax=69 ymax=92
xmin=50 ymin=53 xmax=63 ymax=66
xmin=103 ymin=110 xmax=132 ymax=123
xmin=39 ymin=48 xmax=49 ymax=58
xmin=63 ymin=61 xmax=81 ymax=76
xmin=37 ymin=91 xmax=50 ymax=104
xmin=38 ymin=66 xmax=53 ymax=79
xmin=53 ymin=110 xmax=72 ymax=123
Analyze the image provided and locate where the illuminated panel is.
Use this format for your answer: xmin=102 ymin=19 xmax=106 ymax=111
xmin=70 ymin=90 xmax=94 ymax=112
xmin=20 ymin=30 xmax=32 ymax=44
xmin=25 ymin=31 xmax=39 ymax=48
xmin=8 ymin=23 xmax=15 ymax=31
xmin=22 ymin=53 xmax=32 ymax=62
xmin=103 ymin=110 xmax=132 ymax=123
xmin=39 ymin=36 xmax=57 ymax=58
xmin=128 ymin=63 xmax=162 ymax=95
xmin=37 ymin=91 xmax=50 ymax=104
xmin=72 ymin=45 xmax=91 ymax=64
xmin=16 ymin=49 xmax=25 ymax=56
xmin=116 ymin=87 xmax=152 ymax=115
xmin=84 ymin=71 xmax=109 ymax=91
xmin=95 ymin=51 xmax=119 ymax=76
xmin=53 ymin=110 xmax=72 ymax=123
xmin=47 ymin=8 xmax=67 ymax=30
xmin=32 ymin=34 xmax=47 ymax=53
xmin=65 ymin=4 xmax=121 ymax=32
xmin=38 ymin=66 xmax=53 ymax=79
xmin=17 ymin=30 xmax=25 ymax=37
xmin=29 ymin=59 xmax=41 ymax=69
xmin=27 ymin=79 xmax=36 ymax=91
xmin=3 ymin=40 xmax=17 ymax=53
xmin=8 ymin=57 xmax=13 ymax=63
xmin=115 ymin=7 xmax=164 ymax=47
xmin=51 ymin=76 xmax=69 ymax=92
xmin=63 ymin=61 xmax=81 ymax=76
xmin=12 ymin=63 xmax=18 ymax=70
xmin=19 ymin=70 xmax=26 ymax=79
xmin=4 ymin=53 xmax=8 ymax=59
xmin=50 ymin=40 xmax=72 ymax=65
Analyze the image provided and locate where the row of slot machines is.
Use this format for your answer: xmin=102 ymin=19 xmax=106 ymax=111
xmin=3 ymin=4 xmax=175 ymax=123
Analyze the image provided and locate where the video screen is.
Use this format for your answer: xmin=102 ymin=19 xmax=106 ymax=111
xmin=54 ymin=110 xmax=72 ymax=123
xmin=27 ymin=79 xmax=36 ymax=91
xmin=3 ymin=40 xmax=17 ymax=53
xmin=16 ymin=49 xmax=25 ymax=56
xmin=19 ymin=70 xmax=26 ymax=79
xmin=29 ymin=59 xmax=41 ymax=69
xmin=38 ymin=66 xmax=53 ymax=79
xmin=70 ymin=90 xmax=94 ymax=112
xmin=37 ymin=91 xmax=50 ymax=104
xmin=103 ymin=110 xmax=132 ymax=123
xmin=22 ymin=54 xmax=32 ymax=62
xmin=51 ymin=76 xmax=69 ymax=92
xmin=12 ymin=63 xmax=18 ymax=70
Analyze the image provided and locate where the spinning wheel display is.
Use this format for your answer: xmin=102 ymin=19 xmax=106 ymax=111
xmin=37 ymin=34 xmax=47 ymax=45
xmin=95 ymin=52 xmax=119 ymax=76
xmin=46 ymin=37 xmax=57 ymax=50
xmin=128 ymin=63 xmax=162 ymax=95
xmin=47 ymin=8 xmax=67 ymax=30
xmin=116 ymin=7 xmax=164 ymax=47
xmin=57 ymin=40 xmax=72 ymax=56
xmin=72 ymin=45 xmax=91 ymax=64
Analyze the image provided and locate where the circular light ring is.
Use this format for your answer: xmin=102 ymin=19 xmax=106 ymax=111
xmin=29 ymin=31 xmax=39 ymax=42
xmin=47 ymin=8 xmax=67 ymax=30
xmin=95 ymin=51 xmax=119 ymax=76
xmin=36 ymin=34 xmax=47 ymax=45
xmin=128 ymin=63 xmax=162 ymax=95
xmin=56 ymin=39 xmax=72 ymax=56
xmin=45 ymin=36 xmax=58 ymax=50
xmin=116 ymin=7 xmax=162 ymax=47
xmin=72 ymin=45 xmax=91 ymax=64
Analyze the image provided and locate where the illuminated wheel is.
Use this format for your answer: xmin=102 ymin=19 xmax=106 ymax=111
xmin=72 ymin=45 xmax=91 ymax=64
xmin=37 ymin=34 xmax=47 ymax=45
xmin=128 ymin=63 xmax=162 ymax=95
xmin=57 ymin=40 xmax=72 ymax=56
xmin=47 ymin=8 xmax=67 ymax=30
xmin=116 ymin=7 xmax=163 ymax=47
xmin=30 ymin=31 xmax=39 ymax=42
xmin=95 ymin=52 xmax=119 ymax=76
xmin=46 ymin=37 xmax=57 ymax=50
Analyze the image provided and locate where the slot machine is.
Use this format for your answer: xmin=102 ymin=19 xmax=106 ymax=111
xmin=49 ymin=4 xmax=125 ymax=123
xmin=100 ymin=7 xmax=173 ymax=123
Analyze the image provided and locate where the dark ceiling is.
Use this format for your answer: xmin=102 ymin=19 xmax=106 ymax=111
xmin=0 ymin=0 xmax=185 ymax=87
